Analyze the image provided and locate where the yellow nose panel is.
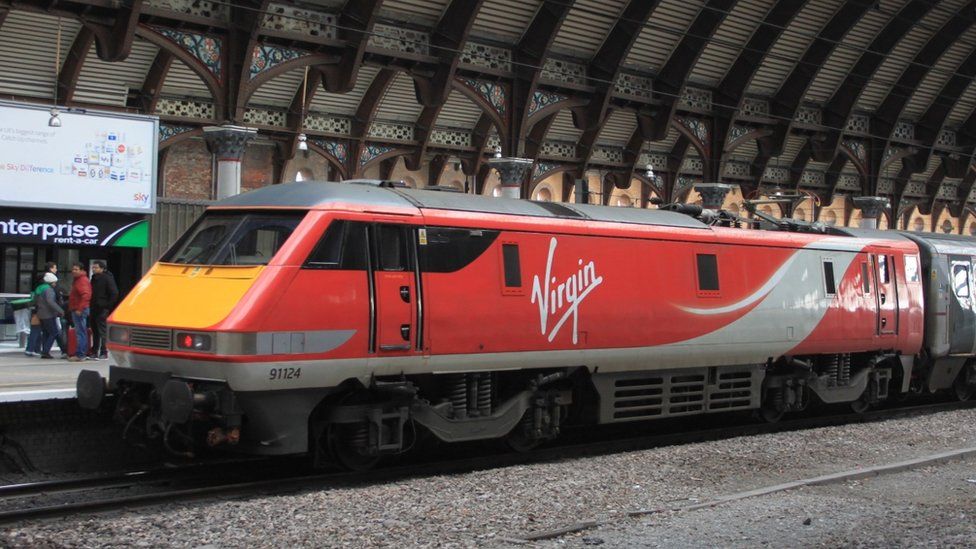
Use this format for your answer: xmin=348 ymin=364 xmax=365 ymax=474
xmin=111 ymin=264 xmax=264 ymax=329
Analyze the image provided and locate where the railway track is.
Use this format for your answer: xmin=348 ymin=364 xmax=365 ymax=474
xmin=1 ymin=399 xmax=972 ymax=525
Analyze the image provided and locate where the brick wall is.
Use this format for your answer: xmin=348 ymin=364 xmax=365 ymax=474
xmin=161 ymin=138 xmax=213 ymax=200
xmin=242 ymin=143 xmax=276 ymax=192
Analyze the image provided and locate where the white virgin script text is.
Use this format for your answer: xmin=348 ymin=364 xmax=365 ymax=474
xmin=531 ymin=238 xmax=604 ymax=344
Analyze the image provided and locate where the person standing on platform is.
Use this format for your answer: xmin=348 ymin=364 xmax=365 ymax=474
xmin=89 ymin=260 xmax=118 ymax=360
xmin=35 ymin=272 xmax=64 ymax=359
xmin=68 ymin=262 xmax=92 ymax=362
xmin=44 ymin=262 xmax=68 ymax=359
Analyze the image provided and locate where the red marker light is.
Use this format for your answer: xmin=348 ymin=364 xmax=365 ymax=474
xmin=183 ymin=334 xmax=193 ymax=348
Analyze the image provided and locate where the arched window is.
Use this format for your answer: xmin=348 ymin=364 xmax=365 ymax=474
xmin=969 ymin=222 xmax=976 ymax=236
xmin=794 ymin=207 xmax=806 ymax=221
xmin=614 ymin=195 xmax=631 ymax=207
xmin=942 ymin=219 xmax=954 ymax=234
xmin=912 ymin=218 xmax=925 ymax=232
xmin=294 ymin=168 xmax=314 ymax=182
xmin=533 ymin=187 xmax=552 ymax=202
xmin=822 ymin=211 xmax=838 ymax=226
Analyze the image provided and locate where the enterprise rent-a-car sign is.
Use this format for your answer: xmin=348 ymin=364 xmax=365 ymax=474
xmin=0 ymin=101 xmax=158 ymax=214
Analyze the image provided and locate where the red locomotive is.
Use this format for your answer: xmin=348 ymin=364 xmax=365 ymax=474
xmin=77 ymin=181 xmax=975 ymax=468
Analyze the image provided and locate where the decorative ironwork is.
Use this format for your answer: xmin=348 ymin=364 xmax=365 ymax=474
xmin=155 ymin=98 xmax=215 ymax=119
xmin=677 ymin=117 xmax=709 ymax=149
xmin=460 ymin=42 xmax=512 ymax=71
xmin=159 ymin=124 xmax=195 ymax=142
xmin=262 ymin=3 xmax=337 ymax=39
xmin=311 ymin=139 xmax=348 ymax=164
xmin=458 ymin=77 xmax=506 ymax=117
xmin=153 ymin=27 xmax=222 ymax=81
xmin=528 ymin=90 xmax=566 ymax=117
xmin=250 ymin=44 xmax=307 ymax=79
xmin=842 ymin=139 xmax=866 ymax=162
xmin=360 ymin=143 xmax=396 ymax=166
xmin=533 ymin=162 xmax=561 ymax=179
xmin=729 ymin=125 xmax=749 ymax=142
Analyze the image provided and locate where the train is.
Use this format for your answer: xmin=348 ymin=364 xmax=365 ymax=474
xmin=76 ymin=180 xmax=976 ymax=469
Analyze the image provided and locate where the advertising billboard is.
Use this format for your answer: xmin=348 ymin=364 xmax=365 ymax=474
xmin=0 ymin=101 xmax=158 ymax=214
xmin=0 ymin=209 xmax=148 ymax=247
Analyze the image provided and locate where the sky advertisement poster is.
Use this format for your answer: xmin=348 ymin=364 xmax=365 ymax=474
xmin=0 ymin=102 xmax=158 ymax=214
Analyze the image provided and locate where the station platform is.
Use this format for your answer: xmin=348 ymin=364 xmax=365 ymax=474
xmin=0 ymin=341 xmax=109 ymax=402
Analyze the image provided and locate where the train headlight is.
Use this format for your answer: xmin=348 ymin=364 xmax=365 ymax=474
xmin=175 ymin=332 xmax=213 ymax=352
xmin=108 ymin=325 xmax=130 ymax=344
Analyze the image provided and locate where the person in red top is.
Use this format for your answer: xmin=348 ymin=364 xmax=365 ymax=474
xmin=68 ymin=262 xmax=92 ymax=362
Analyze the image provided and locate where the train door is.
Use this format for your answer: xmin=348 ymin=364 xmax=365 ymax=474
xmin=947 ymin=255 xmax=976 ymax=354
xmin=873 ymin=253 xmax=899 ymax=335
xmin=371 ymin=224 xmax=420 ymax=355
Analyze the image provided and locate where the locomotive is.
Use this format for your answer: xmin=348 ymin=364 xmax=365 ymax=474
xmin=76 ymin=180 xmax=976 ymax=468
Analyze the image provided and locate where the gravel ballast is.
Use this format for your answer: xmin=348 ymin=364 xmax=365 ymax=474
xmin=3 ymin=408 xmax=975 ymax=548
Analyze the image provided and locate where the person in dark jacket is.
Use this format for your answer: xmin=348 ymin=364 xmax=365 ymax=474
xmin=36 ymin=272 xmax=64 ymax=359
xmin=89 ymin=260 xmax=118 ymax=360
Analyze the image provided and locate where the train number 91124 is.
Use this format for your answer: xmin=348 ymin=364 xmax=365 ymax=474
xmin=269 ymin=367 xmax=302 ymax=381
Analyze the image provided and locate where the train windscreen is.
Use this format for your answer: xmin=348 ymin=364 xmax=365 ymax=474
xmin=161 ymin=212 xmax=304 ymax=266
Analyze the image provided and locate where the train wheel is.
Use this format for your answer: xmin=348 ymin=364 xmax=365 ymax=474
xmin=953 ymin=370 xmax=975 ymax=401
xmin=328 ymin=422 xmax=380 ymax=471
xmin=756 ymin=388 xmax=785 ymax=423
xmin=504 ymin=412 xmax=541 ymax=453
xmin=849 ymin=396 xmax=870 ymax=414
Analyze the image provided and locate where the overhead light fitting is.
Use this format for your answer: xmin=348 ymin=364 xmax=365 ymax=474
xmin=48 ymin=108 xmax=61 ymax=128
xmin=493 ymin=146 xmax=502 ymax=159
xmin=644 ymin=165 xmax=655 ymax=180
xmin=297 ymin=133 xmax=308 ymax=151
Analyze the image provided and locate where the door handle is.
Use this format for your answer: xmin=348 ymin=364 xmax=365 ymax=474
xmin=380 ymin=344 xmax=410 ymax=351
xmin=881 ymin=317 xmax=887 ymax=327
xmin=400 ymin=324 xmax=411 ymax=341
xmin=400 ymin=286 xmax=411 ymax=303
xmin=880 ymin=292 xmax=886 ymax=304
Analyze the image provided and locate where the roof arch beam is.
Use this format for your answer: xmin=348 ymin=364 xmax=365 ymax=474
xmin=406 ymin=0 xmax=487 ymax=170
xmin=86 ymin=0 xmax=143 ymax=62
xmin=872 ymin=4 xmax=976 ymax=202
xmin=647 ymin=0 xmax=737 ymax=142
xmin=709 ymin=0 xmax=810 ymax=183
xmin=750 ymin=0 xmax=875 ymax=189
xmin=510 ymin=0 xmax=578 ymax=156
xmin=815 ymin=0 xmax=940 ymax=164
xmin=227 ymin=0 xmax=274 ymax=121
xmin=136 ymin=26 xmax=224 ymax=118
xmin=57 ymin=26 xmax=95 ymax=105
xmin=320 ymin=0 xmax=384 ymax=94
xmin=133 ymin=50 xmax=174 ymax=114
xmin=348 ymin=68 xmax=398 ymax=177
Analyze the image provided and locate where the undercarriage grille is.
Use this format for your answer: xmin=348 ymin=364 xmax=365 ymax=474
xmin=129 ymin=327 xmax=173 ymax=350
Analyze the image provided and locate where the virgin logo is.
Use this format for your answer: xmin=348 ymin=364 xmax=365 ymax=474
xmin=531 ymin=237 xmax=604 ymax=344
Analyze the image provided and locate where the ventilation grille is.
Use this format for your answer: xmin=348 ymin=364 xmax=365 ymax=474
xmin=129 ymin=327 xmax=173 ymax=351
xmin=595 ymin=367 xmax=762 ymax=423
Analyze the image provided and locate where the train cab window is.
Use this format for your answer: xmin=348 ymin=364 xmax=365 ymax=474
xmin=162 ymin=212 xmax=303 ymax=266
xmin=420 ymin=228 xmax=499 ymax=273
xmin=304 ymin=220 xmax=367 ymax=270
xmin=376 ymin=225 xmax=411 ymax=272
xmin=823 ymin=260 xmax=836 ymax=296
xmin=952 ymin=263 xmax=971 ymax=298
xmin=696 ymin=254 xmax=719 ymax=292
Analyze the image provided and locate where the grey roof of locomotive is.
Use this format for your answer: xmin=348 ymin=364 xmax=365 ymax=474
xmin=214 ymin=180 xmax=711 ymax=230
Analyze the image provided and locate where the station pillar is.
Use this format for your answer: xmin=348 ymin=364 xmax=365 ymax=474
xmin=695 ymin=183 xmax=736 ymax=210
xmin=852 ymin=196 xmax=889 ymax=229
xmin=487 ymin=157 xmax=533 ymax=199
xmin=203 ymin=125 xmax=258 ymax=200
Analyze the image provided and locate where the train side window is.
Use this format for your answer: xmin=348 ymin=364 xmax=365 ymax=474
xmin=696 ymin=254 xmax=719 ymax=292
xmin=502 ymin=244 xmax=521 ymax=287
xmin=420 ymin=227 xmax=499 ymax=273
xmin=861 ymin=262 xmax=871 ymax=294
xmin=952 ymin=263 xmax=971 ymax=298
xmin=823 ymin=260 xmax=836 ymax=296
xmin=376 ymin=225 xmax=411 ymax=272
xmin=304 ymin=221 xmax=368 ymax=270
xmin=904 ymin=255 xmax=920 ymax=282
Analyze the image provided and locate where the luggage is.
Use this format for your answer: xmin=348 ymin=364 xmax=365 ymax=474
xmin=67 ymin=327 xmax=93 ymax=357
